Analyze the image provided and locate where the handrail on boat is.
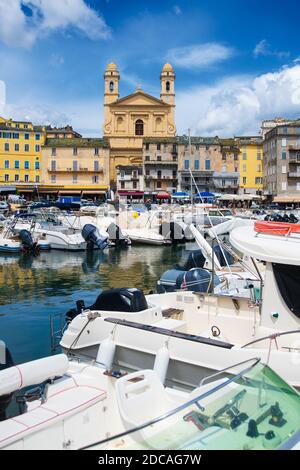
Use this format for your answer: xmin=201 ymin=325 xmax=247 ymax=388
xmin=241 ymin=329 xmax=300 ymax=348
xmin=80 ymin=357 xmax=261 ymax=450
xmin=199 ymin=357 xmax=260 ymax=387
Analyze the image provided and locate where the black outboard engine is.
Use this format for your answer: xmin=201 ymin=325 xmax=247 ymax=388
xmin=82 ymin=224 xmax=108 ymax=250
xmin=18 ymin=230 xmax=38 ymax=253
xmin=213 ymin=245 xmax=234 ymax=267
xmin=282 ymin=213 xmax=291 ymax=223
xmin=182 ymin=249 xmax=206 ymax=271
xmin=65 ymin=288 xmax=148 ymax=323
xmin=181 ymin=268 xmax=220 ymax=292
xmin=0 ymin=347 xmax=14 ymax=421
xmin=160 ymin=221 xmax=186 ymax=244
xmin=106 ymin=223 xmax=129 ymax=247
xmin=157 ymin=267 xmax=220 ymax=293
xmin=289 ymin=213 xmax=298 ymax=223
xmin=89 ymin=288 xmax=148 ymax=312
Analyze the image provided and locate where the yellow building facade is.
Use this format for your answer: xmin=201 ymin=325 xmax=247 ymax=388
xmin=236 ymin=137 xmax=263 ymax=195
xmin=103 ymin=62 xmax=176 ymax=185
xmin=40 ymin=138 xmax=110 ymax=197
xmin=0 ymin=117 xmax=45 ymax=193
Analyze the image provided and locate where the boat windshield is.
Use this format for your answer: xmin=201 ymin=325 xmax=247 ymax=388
xmin=93 ymin=362 xmax=300 ymax=451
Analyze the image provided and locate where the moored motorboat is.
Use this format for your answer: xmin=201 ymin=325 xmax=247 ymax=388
xmin=60 ymin=221 xmax=300 ymax=388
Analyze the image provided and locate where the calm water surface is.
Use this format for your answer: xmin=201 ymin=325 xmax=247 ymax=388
xmin=0 ymin=245 xmax=185 ymax=364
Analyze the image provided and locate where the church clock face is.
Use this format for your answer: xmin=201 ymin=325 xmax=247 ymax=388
xmin=165 ymin=95 xmax=170 ymax=103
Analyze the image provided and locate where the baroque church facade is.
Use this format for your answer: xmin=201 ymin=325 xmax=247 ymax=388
xmin=102 ymin=62 xmax=176 ymax=185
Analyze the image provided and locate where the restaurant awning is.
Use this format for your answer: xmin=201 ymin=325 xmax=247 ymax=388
xmin=219 ymin=194 xmax=262 ymax=201
xmin=82 ymin=190 xmax=106 ymax=195
xmin=156 ymin=191 xmax=171 ymax=199
xmin=58 ymin=190 xmax=82 ymax=195
xmin=118 ymin=191 xmax=144 ymax=197
xmin=274 ymin=195 xmax=300 ymax=203
xmin=171 ymin=191 xmax=189 ymax=198
xmin=197 ymin=191 xmax=215 ymax=198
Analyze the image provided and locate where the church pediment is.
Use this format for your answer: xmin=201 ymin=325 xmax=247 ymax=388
xmin=111 ymin=90 xmax=169 ymax=108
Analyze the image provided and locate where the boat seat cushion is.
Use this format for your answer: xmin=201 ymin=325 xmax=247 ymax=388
xmin=0 ymin=377 xmax=106 ymax=447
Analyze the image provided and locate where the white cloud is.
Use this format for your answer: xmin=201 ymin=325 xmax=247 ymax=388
xmin=173 ymin=5 xmax=182 ymax=16
xmin=166 ymin=43 xmax=234 ymax=69
xmin=0 ymin=0 xmax=110 ymax=48
xmin=176 ymin=64 xmax=300 ymax=136
xmin=2 ymin=99 xmax=103 ymax=137
xmin=253 ymin=39 xmax=289 ymax=59
xmin=0 ymin=81 xmax=6 ymax=114
xmin=2 ymin=103 xmax=70 ymax=127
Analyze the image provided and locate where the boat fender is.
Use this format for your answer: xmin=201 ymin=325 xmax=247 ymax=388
xmin=153 ymin=340 xmax=170 ymax=385
xmin=96 ymin=333 xmax=116 ymax=370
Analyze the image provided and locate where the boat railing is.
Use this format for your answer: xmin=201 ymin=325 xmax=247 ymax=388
xmin=49 ymin=312 xmax=67 ymax=353
xmin=80 ymin=357 xmax=261 ymax=450
xmin=241 ymin=329 xmax=300 ymax=349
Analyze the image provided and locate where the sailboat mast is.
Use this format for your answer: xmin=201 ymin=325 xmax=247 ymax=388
xmin=188 ymin=128 xmax=193 ymax=207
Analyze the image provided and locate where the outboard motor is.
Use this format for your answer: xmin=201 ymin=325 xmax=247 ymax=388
xmin=289 ymin=213 xmax=298 ymax=223
xmin=106 ymin=223 xmax=129 ymax=247
xmin=282 ymin=213 xmax=291 ymax=223
xmin=89 ymin=288 xmax=148 ymax=312
xmin=0 ymin=347 xmax=14 ymax=421
xmin=65 ymin=288 xmax=148 ymax=323
xmin=157 ymin=267 xmax=220 ymax=293
xmin=160 ymin=221 xmax=186 ymax=244
xmin=157 ymin=269 xmax=186 ymax=293
xmin=181 ymin=249 xmax=206 ymax=270
xmin=18 ymin=230 xmax=38 ymax=253
xmin=82 ymin=224 xmax=108 ymax=250
xmin=213 ymin=245 xmax=234 ymax=267
xmin=181 ymin=268 xmax=220 ymax=293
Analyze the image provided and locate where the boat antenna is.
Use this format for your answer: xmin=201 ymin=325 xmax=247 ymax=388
xmin=189 ymin=168 xmax=235 ymax=284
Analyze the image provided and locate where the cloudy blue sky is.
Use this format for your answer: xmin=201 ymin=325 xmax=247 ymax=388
xmin=0 ymin=0 xmax=300 ymax=136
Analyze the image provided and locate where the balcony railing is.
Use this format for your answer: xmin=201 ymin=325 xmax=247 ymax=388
xmin=144 ymin=159 xmax=177 ymax=164
xmin=145 ymin=175 xmax=177 ymax=180
xmin=48 ymin=167 xmax=103 ymax=173
xmin=288 ymin=172 xmax=300 ymax=178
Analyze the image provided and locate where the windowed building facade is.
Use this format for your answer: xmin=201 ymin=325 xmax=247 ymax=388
xmin=0 ymin=117 xmax=45 ymax=194
xmin=263 ymin=122 xmax=300 ymax=201
xmin=235 ymin=136 xmax=263 ymax=195
xmin=41 ymin=139 xmax=110 ymax=198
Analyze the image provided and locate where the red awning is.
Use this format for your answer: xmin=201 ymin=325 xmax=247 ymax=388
xmin=156 ymin=191 xmax=171 ymax=199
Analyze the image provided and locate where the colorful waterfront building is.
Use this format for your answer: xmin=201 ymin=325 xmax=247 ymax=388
xmin=0 ymin=116 xmax=45 ymax=196
xmin=235 ymin=136 xmax=263 ymax=195
xmin=40 ymin=138 xmax=110 ymax=199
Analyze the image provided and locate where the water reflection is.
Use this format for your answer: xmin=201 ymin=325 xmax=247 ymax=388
xmin=0 ymin=246 xmax=184 ymax=363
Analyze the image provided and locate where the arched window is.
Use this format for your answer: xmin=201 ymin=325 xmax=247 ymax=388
xmin=135 ymin=119 xmax=144 ymax=136
xmin=109 ymin=81 xmax=114 ymax=92
xmin=166 ymin=81 xmax=170 ymax=92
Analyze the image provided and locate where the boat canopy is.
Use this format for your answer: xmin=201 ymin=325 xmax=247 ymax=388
xmin=229 ymin=225 xmax=300 ymax=265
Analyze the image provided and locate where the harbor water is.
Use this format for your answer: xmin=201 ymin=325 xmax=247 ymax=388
xmin=0 ymin=245 xmax=185 ymax=365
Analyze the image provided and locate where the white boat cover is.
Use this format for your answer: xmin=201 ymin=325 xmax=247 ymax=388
xmin=0 ymin=354 xmax=69 ymax=396
xmin=230 ymin=225 xmax=300 ymax=265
